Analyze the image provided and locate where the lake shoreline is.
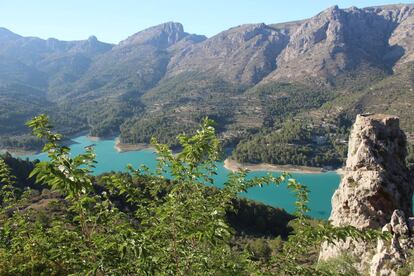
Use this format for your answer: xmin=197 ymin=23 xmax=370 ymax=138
xmin=5 ymin=134 xmax=343 ymax=177
xmin=18 ymin=135 xmax=341 ymax=219
xmin=0 ymin=148 xmax=38 ymax=156
xmin=1 ymin=130 xmax=91 ymax=157
xmin=114 ymin=138 xmax=154 ymax=153
xmin=224 ymin=158 xmax=342 ymax=175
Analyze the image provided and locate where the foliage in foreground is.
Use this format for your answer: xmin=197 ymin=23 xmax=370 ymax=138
xmin=0 ymin=115 xmax=389 ymax=275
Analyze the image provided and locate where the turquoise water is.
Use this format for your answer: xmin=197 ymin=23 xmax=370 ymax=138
xmin=21 ymin=136 xmax=341 ymax=219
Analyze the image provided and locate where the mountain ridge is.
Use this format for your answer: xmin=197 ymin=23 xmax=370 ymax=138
xmin=1 ymin=3 xmax=413 ymax=88
xmin=1 ymin=3 xmax=414 ymax=169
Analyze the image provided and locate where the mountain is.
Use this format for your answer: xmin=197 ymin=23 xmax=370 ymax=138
xmin=166 ymin=23 xmax=288 ymax=85
xmin=0 ymin=28 xmax=113 ymax=91
xmin=263 ymin=5 xmax=414 ymax=84
xmin=65 ymin=22 xmax=205 ymax=101
xmin=0 ymin=4 xmax=414 ymax=167
xmin=55 ymin=22 xmax=207 ymax=137
xmin=0 ymin=28 xmax=113 ymax=141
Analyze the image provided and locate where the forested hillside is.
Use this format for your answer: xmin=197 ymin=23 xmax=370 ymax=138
xmin=1 ymin=4 xmax=414 ymax=168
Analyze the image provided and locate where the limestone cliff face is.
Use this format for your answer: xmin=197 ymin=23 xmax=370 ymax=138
xmin=320 ymin=114 xmax=414 ymax=274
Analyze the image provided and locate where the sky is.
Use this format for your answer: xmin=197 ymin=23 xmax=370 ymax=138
xmin=1 ymin=0 xmax=413 ymax=44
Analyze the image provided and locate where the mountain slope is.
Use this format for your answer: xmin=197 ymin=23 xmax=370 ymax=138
xmin=166 ymin=23 xmax=289 ymax=85
xmin=1 ymin=4 xmax=414 ymax=167
xmin=263 ymin=5 xmax=414 ymax=84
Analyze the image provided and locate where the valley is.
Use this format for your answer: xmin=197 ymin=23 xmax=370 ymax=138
xmin=1 ymin=4 xmax=414 ymax=170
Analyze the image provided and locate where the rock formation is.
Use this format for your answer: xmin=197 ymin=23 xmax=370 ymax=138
xmin=370 ymin=210 xmax=414 ymax=275
xmin=330 ymin=114 xmax=413 ymax=229
xmin=319 ymin=114 xmax=414 ymax=274
xmin=117 ymin=22 xmax=206 ymax=49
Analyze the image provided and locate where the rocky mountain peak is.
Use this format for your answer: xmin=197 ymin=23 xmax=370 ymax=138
xmin=0 ymin=27 xmax=20 ymax=40
xmin=262 ymin=5 xmax=348 ymax=83
xmin=161 ymin=21 xmax=184 ymax=34
xmin=117 ymin=21 xmax=188 ymax=48
xmin=87 ymin=35 xmax=98 ymax=43
xmin=68 ymin=36 xmax=113 ymax=56
xmin=322 ymin=5 xmax=341 ymax=15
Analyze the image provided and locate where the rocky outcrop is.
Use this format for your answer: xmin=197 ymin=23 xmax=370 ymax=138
xmin=370 ymin=210 xmax=414 ymax=275
xmin=117 ymin=22 xmax=205 ymax=49
xmin=330 ymin=114 xmax=413 ymax=229
xmin=319 ymin=114 xmax=414 ymax=274
xmin=166 ymin=23 xmax=289 ymax=85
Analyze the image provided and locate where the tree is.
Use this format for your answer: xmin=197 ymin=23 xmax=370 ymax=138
xmin=0 ymin=115 xmax=390 ymax=275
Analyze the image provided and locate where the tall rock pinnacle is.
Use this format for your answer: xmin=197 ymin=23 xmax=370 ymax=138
xmin=330 ymin=114 xmax=413 ymax=229
xmin=320 ymin=114 xmax=414 ymax=274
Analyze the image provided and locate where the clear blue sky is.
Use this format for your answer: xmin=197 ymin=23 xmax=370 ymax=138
xmin=1 ymin=0 xmax=413 ymax=43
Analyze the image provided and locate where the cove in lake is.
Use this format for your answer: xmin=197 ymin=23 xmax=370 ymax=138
xmin=21 ymin=136 xmax=341 ymax=219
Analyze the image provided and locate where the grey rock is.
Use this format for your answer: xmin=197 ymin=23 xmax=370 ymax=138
xmin=370 ymin=210 xmax=414 ymax=275
xmin=329 ymin=114 xmax=413 ymax=229
xmin=319 ymin=114 xmax=414 ymax=274
xmin=166 ymin=23 xmax=289 ymax=85
xmin=117 ymin=22 xmax=203 ymax=49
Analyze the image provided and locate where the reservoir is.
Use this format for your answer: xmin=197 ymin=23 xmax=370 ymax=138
xmin=21 ymin=135 xmax=341 ymax=219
